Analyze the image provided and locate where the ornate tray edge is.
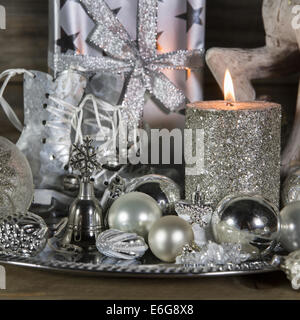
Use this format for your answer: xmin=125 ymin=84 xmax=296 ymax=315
xmin=0 ymin=254 xmax=279 ymax=278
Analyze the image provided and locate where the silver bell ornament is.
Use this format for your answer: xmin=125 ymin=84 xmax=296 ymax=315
xmin=212 ymin=195 xmax=280 ymax=258
xmin=96 ymin=229 xmax=148 ymax=260
xmin=125 ymin=174 xmax=181 ymax=215
xmin=279 ymin=201 xmax=300 ymax=252
xmin=148 ymin=216 xmax=194 ymax=262
xmin=59 ymin=137 xmax=105 ymax=251
xmin=108 ymin=192 xmax=162 ymax=239
xmin=282 ymin=167 xmax=300 ymax=207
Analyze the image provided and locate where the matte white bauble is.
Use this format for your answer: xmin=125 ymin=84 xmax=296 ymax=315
xmin=148 ymin=216 xmax=194 ymax=262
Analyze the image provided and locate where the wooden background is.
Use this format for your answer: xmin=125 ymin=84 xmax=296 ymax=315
xmin=0 ymin=0 xmax=298 ymax=144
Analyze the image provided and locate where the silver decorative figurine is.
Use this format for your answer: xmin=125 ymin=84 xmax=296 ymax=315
xmin=175 ymin=185 xmax=213 ymax=227
xmin=60 ymin=137 xmax=104 ymax=251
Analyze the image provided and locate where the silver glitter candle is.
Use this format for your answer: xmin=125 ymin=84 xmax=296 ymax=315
xmin=185 ymin=100 xmax=281 ymax=209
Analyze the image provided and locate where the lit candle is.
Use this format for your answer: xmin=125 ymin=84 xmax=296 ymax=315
xmin=185 ymin=70 xmax=281 ymax=209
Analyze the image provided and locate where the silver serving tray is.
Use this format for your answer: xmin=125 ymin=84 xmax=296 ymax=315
xmin=0 ymin=248 xmax=278 ymax=278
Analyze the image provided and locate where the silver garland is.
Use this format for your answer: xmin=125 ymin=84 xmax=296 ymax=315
xmin=0 ymin=213 xmax=48 ymax=257
xmin=53 ymin=0 xmax=203 ymax=129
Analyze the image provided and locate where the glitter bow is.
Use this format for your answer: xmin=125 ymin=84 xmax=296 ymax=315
xmin=53 ymin=0 xmax=204 ymax=129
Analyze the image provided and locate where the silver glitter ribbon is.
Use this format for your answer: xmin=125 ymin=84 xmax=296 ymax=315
xmin=53 ymin=0 xmax=204 ymax=128
xmin=176 ymin=241 xmax=251 ymax=266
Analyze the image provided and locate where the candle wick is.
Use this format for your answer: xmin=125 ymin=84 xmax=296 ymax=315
xmin=226 ymin=102 xmax=234 ymax=107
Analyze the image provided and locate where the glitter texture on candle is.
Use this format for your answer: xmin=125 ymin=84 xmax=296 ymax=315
xmin=185 ymin=101 xmax=281 ymax=209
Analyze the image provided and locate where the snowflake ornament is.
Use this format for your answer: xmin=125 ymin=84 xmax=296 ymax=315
xmin=70 ymin=137 xmax=102 ymax=179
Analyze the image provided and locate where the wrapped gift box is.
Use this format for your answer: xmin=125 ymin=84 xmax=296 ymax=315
xmin=48 ymin=0 xmax=206 ymax=129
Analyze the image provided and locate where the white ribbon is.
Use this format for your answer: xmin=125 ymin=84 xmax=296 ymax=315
xmin=0 ymin=69 xmax=35 ymax=132
xmin=46 ymin=91 xmax=138 ymax=167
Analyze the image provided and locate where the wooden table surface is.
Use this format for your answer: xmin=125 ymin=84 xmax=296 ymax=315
xmin=0 ymin=264 xmax=297 ymax=300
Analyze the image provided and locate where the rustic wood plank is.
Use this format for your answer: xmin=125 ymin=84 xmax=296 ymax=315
xmin=0 ymin=264 xmax=298 ymax=300
xmin=0 ymin=0 xmax=48 ymax=73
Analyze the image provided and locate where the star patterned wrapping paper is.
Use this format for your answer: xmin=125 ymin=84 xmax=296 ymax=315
xmin=48 ymin=0 xmax=206 ymax=129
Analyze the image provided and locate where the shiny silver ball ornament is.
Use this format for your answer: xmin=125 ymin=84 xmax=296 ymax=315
xmin=212 ymin=195 xmax=280 ymax=258
xmin=282 ymin=167 xmax=300 ymax=207
xmin=108 ymin=192 xmax=162 ymax=239
xmin=148 ymin=216 xmax=194 ymax=262
xmin=125 ymin=175 xmax=181 ymax=215
xmin=280 ymin=201 xmax=300 ymax=252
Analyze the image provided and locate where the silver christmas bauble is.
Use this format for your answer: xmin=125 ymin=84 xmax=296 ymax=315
xmin=212 ymin=195 xmax=280 ymax=258
xmin=125 ymin=174 xmax=181 ymax=215
xmin=280 ymin=201 xmax=300 ymax=252
xmin=0 ymin=137 xmax=34 ymax=215
xmin=282 ymin=167 xmax=300 ymax=207
xmin=148 ymin=216 xmax=194 ymax=262
xmin=108 ymin=192 xmax=162 ymax=239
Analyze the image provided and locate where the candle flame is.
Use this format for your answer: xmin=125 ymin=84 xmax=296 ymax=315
xmin=224 ymin=69 xmax=236 ymax=102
